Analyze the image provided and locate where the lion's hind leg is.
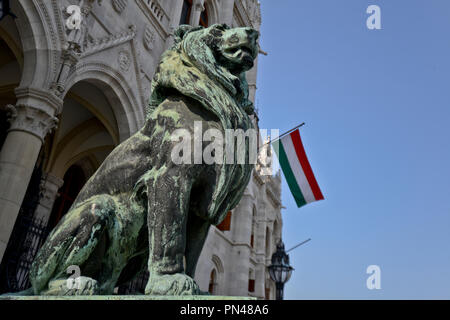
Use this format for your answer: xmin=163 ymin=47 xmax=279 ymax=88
xmin=31 ymin=195 xmax=117 ymax=295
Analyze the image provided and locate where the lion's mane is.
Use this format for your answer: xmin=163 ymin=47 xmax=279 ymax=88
xmin=146 ymin=24 xmax=256 ymax=223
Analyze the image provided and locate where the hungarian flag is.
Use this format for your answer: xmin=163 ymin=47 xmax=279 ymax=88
xmin=272 ymin=129 xmax=324 ymax=208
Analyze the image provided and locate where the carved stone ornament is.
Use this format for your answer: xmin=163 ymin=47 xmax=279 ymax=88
xmin=256 ymin=136 xmax=273 ymax=176
xmin=246 ymin=0 xmax=262 ymax=25
xmin=143 ymin=24 xmax=155 ymax=51
xmin=118 ymin=51 xmax=131 ymax=71
xmin=5 ymin=104 xmax=59 ymax=141
xmin=112 ymin=0 xmax=127 ymax=14
xmin=83 ymin=25 xmax=136 ymax=57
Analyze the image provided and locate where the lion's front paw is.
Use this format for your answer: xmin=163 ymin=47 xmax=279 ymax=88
xmin=43 ymin=276 xmax=99 ymax=296
xmin=145 ymin=273 xmax=202 ymax=296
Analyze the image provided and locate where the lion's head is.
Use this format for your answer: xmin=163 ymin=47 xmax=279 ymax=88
xmin=177 ymin=24 xmax=259 ymax=75
xmin=148 ymin=24 xmax=260 ymax=119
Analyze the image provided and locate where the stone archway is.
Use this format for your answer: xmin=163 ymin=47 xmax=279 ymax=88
xmin=36 ymin=78 xmax=122 ymax=226
xmin=210 ymin=254 xmax=224 ymax=294
xmin=208 ymin=268 xmax=218 ymax=294
xmin=9 ymin=0 xmax=60 ymax=90
xmin=65 ymin=63 xmax=145 ymax=142
xmin=0 ymin=36 xmax=21 ymax=150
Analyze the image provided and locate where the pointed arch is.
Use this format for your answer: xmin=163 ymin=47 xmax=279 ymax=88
xmin=11 ymin=0 xmax=60 ymax=89
xmin=47 ymin=118 xmax=112 ymax=177
xmin=211 ymin=254 xmax=224 ymax=274
xmin=65 ymin=62 xmax=145 ymax=141
xmin=209 ymin=254 xmax=224 ymax=295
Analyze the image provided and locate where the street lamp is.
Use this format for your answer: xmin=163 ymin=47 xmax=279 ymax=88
xmin=268 ymin=240 xmax=294 ymax=300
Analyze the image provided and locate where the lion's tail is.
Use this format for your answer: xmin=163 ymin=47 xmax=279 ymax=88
xmin=29 ymin=229 xmax=74 ymax=294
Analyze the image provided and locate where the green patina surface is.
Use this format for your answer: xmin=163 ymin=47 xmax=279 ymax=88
xmin=14 ymin=24 xmax=259 ymax=298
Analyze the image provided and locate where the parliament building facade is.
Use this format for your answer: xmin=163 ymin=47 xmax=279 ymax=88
xmin=0 ymin=0 xmax=282 ymax=299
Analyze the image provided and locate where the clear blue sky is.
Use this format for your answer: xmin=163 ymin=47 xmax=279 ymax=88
xmin=256 ymin=0 xmax=450 ymax=299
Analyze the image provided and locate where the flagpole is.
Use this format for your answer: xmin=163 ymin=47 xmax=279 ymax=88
xmin=286 ymin=238 xmax=311 ymax=253
xmin=261 ymin=122 xmax=305 ymax=148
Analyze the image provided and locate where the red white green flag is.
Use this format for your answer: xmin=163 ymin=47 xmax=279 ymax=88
xmin=272 ymin=129 xmax=324 ymax=208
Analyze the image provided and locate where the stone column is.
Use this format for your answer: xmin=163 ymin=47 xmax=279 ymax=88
xmin=221 ymin=0 xmax=235 ymax=26
xmin=254 ymin=260 xmax=266 ymax=299
xmin=229 ymin=192 xmax=254 ymax=296
xmin=189 ymin=0 xmax=205 ymax=27
xmin=164 ymin=0 xmax=185 ymax=50
xmin=34 ymin=173 xmax=64 ymax=226
xmin=0 ymin=89 xmax=61 ymax=263
xmin=246 ymin=58 xmax=259 ymax=104
xmin=253 ymin=205 xmax=267 ymax=299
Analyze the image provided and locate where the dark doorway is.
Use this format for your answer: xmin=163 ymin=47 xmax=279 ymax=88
xmin=47 ymin=165 xmax=86 ymax=230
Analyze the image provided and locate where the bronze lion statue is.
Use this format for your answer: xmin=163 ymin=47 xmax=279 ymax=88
xmin=24 ymin=24 xmax=259 ymax=296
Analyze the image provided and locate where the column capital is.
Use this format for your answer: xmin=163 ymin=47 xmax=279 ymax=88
xmin=4 ymin=87 xmax=63 ymax=142
xmin=5 ymin=104 xmax=59 ymax=143
xmin=39 ymin=173 xmax=64 ymax=211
